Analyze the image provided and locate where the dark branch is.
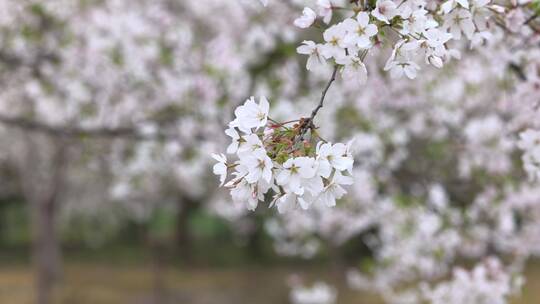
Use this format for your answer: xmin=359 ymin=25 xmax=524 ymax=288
xmin=0 ymin=113 xmax=173 ymax=141
xmin=525 ymin=13 xmax=539 ymax=25
xmin=309 ymin=65 xmax=339 ymax=123
xmin=296 ymin=65 xmax=339 ymax=142
xmin=509 ymin=62 xmax=527 ymax=81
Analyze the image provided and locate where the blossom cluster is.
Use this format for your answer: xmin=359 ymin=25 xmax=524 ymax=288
xmin=293 ymin=0 xmax=502 ymax=81
xmin=422 ymin=258 xmax=522 ymax=304
xmin=518 ymin=129 xmax=540 ymax=181
xmin=289 ymin=281 xmax=337 ymax=304
xmin=212 ymin=96 xmax=354 ymax=213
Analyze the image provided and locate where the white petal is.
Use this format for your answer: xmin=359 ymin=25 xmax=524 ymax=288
xmin=276 ymin=169 xmax=291 ymax=185
xmin=356 ymin=12 xmax=370 ymax=26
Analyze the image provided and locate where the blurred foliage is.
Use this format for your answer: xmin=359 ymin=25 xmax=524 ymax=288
xmin=0 ymin=199 xmax=317 ymax=267
xmin=1 ymin=202 xmax=31 ymax=247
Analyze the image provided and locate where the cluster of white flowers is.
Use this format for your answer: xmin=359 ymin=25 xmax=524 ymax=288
xmin=293 ymin=0 xmax=501 ymax=80
xmin=517 ymin=129 xmax=540 ymax=180
xmin=296 ymin=9 xmax=377 ymax=82
xmin=422 ymin=258 xmax=522 ymax=304
xmin=213 ymin=96 xmax=354 ymax=213
xmin=289 ymin=281 xmax=337 ymax=304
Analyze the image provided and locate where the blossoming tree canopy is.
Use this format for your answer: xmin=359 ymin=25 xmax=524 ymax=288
xmin=208 ymin=1 xmax=540 ymax=302
xmin=291 ymin=0 xmax=533 ymax=80
xmin=2 ymin=0 xmax=540 ymax=303
xmin=215 ymin=0 xmax=540 ymax=212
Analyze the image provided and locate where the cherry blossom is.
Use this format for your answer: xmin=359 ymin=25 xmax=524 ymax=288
xmin=336 ymin=55 xmax=368 ymax=84
xmin=237 ymin=133 xmax=264 ymax=156
xmin=317 ymin=171 xmax=353 ymax=207
xmin=385 ymin=58 xmax=421 ymax=79
xmin=297 ymin=41 xmax=327 ymax=71
xmin=441 ymin=0 xmax=470 ymax=14
xmin=316 ymin=142 xmax=354 ymax=172
xmin=294 ymin=7 xmax=317 ymax=29
xmin=321 ymin=24 xmax=348 ymax=59
xmin=317 ymin=0 xmax=344 ymax=24
xmin=277 ymin=157 xmax=318 ymax=195
xmin=241 ymin=149 xmax=273 ymax=184
xmin=342 ymin=12 xmax=378 ymax=49
xmin=443 ymin=9 xmax=476 ymax=40
xmin=225 ymin=127 xmax=242 ymax=154
xmin=372 ymin=0 xmax=398 ymax=23
xmin=211 ymin=153 xmax=228 ymax=186
xmin=231 ymin=96 xmax=270 ymax=133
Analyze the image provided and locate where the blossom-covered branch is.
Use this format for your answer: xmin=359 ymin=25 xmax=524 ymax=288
xmin=213 ymin=96 xmax=355 ymax=212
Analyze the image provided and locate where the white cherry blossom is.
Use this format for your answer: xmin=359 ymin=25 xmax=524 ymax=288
xmin=385 ymin=59 xmax=421 ymax=79
xmin=400 ymin=7 xmax=432 ymax=35
xmin=424 ymin=28 xmax=453 ymax=49
xmin=297 ymin=41 xmax=327 ymax=71
xmin=317 ymin=0 xmax=334 ymax=24
xmin=317 ymin=171 xmax=353 ymax=207
xmin=342 ymin=12 xmax=378 ymax=49
xmin=321 ymin=23 xmax=348 ymax=59
xmin=294 ymin=7 xmax=317 ymax=29
xmin=225 ymin=127 xmax=242 ymax=154
xmin=277 ymin=157 xmax=318 ymax=195
xmin=230 ymin=179 xmax=259 ymax=211
xmin=211 ymin=153 xmax=228 ymax=186
xmin=316 ymin=142 xmax=354 ymax=172
xmin=231 ymin=96 xmax=270 ymax=132
xmin=275 ymin=192 xmax=311 ymax=213
xmin=441 ymin=0 xmax=470 ymax=15
xmin=336 ymin=55 xmax=368 ymax=84
xmin=443 ymin=8 xmax=476 ymax=40
xmin=241 ymin=148 xmax=273 ymax=184
xmin=237 ymin=133 xmax=265 ymax=156
xmin=372 ymin=0 xmax=398 ymax=23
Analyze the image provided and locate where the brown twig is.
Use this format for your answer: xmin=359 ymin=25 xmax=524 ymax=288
xmin=296 ymin=65 xmax=339 ymax=143
xmin=309 ymin=65 xmax=339 ymax=123
xmin=525 ymin=13 xmax=539 ymax=25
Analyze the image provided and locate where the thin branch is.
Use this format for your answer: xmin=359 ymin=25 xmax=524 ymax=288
xmin=309 ymin=65 xmax=339 ymax=123
xmin=493 ymin=11 xmax=540 ymax=36
xmin=296 ymin=65 xmax=339 ymax=142
xmin=525 ymin=13 xmax=539 ymax=25
xmin=0 ymin=113 xmax=176 ymax=141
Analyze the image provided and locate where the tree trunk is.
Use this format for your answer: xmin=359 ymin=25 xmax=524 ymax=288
xmin=150 ymin=240 xmax=168 ymax=304
xmin=175 ymin=196 xmax=196 ymax=263
xmin=19 ymin=138 xmax=66 ymax=304
xmin=32 ymin=194 xmax=62 ymax=304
